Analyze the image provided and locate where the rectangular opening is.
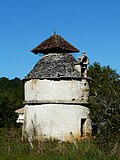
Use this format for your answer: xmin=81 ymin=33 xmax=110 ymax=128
xmin=81 ymin=118 xmax=86 ymax=137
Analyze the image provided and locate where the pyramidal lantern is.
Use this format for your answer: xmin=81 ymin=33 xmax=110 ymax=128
xmin=21 ymin=33 xmax=92 ymax=141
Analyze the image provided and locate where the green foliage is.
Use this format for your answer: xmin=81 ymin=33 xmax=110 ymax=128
xmin=0 ymin=128 xmax=119 ymax=160
xmin=0 ymin=77 xmax=23 ymax=127
xmin=88 ymin=62 xmax=120 ymax=150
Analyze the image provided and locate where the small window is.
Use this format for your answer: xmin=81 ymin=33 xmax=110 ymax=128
xmin=81 ymin=96 xmax=84 ymax=101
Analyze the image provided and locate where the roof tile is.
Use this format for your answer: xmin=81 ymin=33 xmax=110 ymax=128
xmin=31 ymin=34 xmax=79 ymax=54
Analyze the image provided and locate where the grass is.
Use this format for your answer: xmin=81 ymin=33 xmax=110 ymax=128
xmin=0 ymin=128 xmax=119 ymax=160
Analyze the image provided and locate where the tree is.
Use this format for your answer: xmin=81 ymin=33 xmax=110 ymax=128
xmin=88 ymin=62 xmax=120 ymax=150
xmin=0 ymin=77 xmax=24 ymax=128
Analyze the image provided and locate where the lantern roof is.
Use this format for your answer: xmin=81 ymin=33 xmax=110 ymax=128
xmin=31 ymin=33 xmax=79 ymax=54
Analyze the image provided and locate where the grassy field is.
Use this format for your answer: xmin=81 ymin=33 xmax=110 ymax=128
xmin=0 ymin=128 xmax=119 ymax=160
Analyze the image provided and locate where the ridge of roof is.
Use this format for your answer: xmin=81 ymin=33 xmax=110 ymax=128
xmin=31 ymin=34 xmax=80 ymax=54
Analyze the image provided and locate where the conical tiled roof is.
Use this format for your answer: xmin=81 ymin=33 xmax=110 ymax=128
xmin=24 ymin=53 xmax=80 ymax=80
xmin=31 ymin=33 xmax=79 ymax=54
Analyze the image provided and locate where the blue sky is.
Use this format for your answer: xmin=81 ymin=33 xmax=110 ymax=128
xmin=0 ymin=0 xmax=120 ymax=79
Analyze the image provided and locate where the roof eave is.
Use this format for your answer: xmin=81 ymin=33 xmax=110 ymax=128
xmin=31 ymin=49 xmax=80 ymax=54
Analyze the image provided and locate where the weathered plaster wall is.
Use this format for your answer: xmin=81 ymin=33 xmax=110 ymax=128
xmin=23 ymin=104 xmax=90 ymax=141
xmin=24 ymin=79 xmax=89 ymax=103
xmin=16 ymin=114 xmax=24 ymax=123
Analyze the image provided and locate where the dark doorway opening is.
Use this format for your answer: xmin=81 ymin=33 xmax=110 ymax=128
xmin=81 ymin=118 xmax=86 ymax=137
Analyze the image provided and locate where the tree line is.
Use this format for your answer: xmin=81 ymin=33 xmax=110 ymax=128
xmin=0 ymin=77 xmax=24 ymax=127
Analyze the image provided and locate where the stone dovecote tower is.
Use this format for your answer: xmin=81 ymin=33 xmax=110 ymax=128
xmin=22 ymin=33 xmax=92 ymax=141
